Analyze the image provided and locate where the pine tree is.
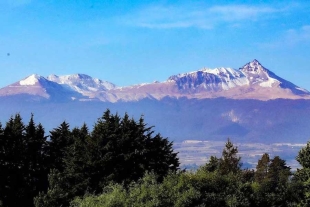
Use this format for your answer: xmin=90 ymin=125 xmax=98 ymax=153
xmin=268 ymin=156 xmax=291 ymax=185
xmin=201 ymin=156 xmax=220 ymax=172
xmin=20 ymin=115 xmax=48 ymax=207
xmin=48 ymin=121 xmax=72 ymax=171
xmin=35 ymin=110 xmax=179 ymax=207
xmin=62 ymin=124 xmax=91 ymax=197
xmin=0 ymin=114 xmax=27 ymax=207
xmin=294 ymin=142 xmax=310 ymax=205
xmin=255 ymin=153 xmax=270 ymax=183
xmin=219 ymin=138 xmax=242 ymax=175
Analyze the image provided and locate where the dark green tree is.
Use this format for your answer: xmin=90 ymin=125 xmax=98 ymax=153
xmin=0 ymin=114 xmax=50 ymax=207
xmin=21 ymin=115 xmax=48 ymax=206
xmin=35 ymin=125 xmax=90 ymax=207
xmin=252 ymin=154 xmax=293 ymax=207
xmin=35 ymin=110 xmax=179 ymax=207
xmin=255 ymin=153 xmax=270 ymax=183
xmin=219 ymin=139 xmax=242 ymax=175
xmin=268 ymin=156 xmax=291 ymax=186
xmin=0 ymin=114 xmax=26 ymax=207
xmin=48 ymin=121 xmax=72 ymax=171
xmin=34 ymin=169 xmax=70 ymax=207
xmin=294 ymin=141 xmax=310 ymax=206
xmin=201 ymin=156 xmax=220 ymax=172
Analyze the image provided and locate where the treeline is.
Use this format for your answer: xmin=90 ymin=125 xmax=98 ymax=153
xmin=71 ymin=141 xmax=309 ymax=207
xmin=1 ymin=111 xmax=310 ymax=206
xmin=0 ymin=110 xmax=179 ymax=207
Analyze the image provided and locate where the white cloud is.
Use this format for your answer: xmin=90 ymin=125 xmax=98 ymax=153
xmin=284 ymin=25 xmax=310 ymax=45
xmin=258 ymin=25 xmax=310 ymax=49
xmin=121 ymin=4 xmax=286 ymax=29
xmin=208 ymin=5 xmax=279 ymax=21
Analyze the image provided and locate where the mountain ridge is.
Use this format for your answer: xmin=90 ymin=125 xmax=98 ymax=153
xmin=0 ymin=60 xmax=309 ymax=102
xmin=1 ymin=60 xmax=310 ymax=144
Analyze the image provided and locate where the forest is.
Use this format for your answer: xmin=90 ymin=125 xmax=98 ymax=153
xmin=0 ymin=110 xmax=310 ymax=207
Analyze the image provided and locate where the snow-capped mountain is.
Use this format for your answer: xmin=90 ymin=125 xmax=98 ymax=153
xmin=1 ymin=60 xmax=310 ymax=144
xmin=0 ymin=74 xmax=83 ymax=100
xmin=165 ymin=59 xmax=308 ymax=95
xmin=168 ymin=68 xmax=248 ymax=91
xmin=0 ymin=60 xmax=309 ymax=101
xmin=240 ymin=59 xmax=308 ymax=94
xmin=168 ymin=67 xmax=248 ymax=91
xmin=109 ymin=59 xmax=310 ymax=101
xmin=47 ymin=74 xmax=116 ymax=98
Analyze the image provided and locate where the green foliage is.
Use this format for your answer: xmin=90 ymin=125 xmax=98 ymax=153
xmin=71 ymin=184 xmax=127 ymax=207
xmin=255 ymin=153 xmax=270 ymax=183
xmin=0 ymin=114 xmax=48 ymax=207
xmin=201 ymin=155 xmax=219 ymax=172
xmin=48 ymin=121 xmax=73 ymax=171
xmin=252 ymin=154 xmax=295 ymax=207
xmin=295 ymin=141 xmax=310 ymax=206
xmin=218 ymin=139 xmax=242 ymax=175
xmin=202 ymin=139 xmax=242 ymax=176
xmin=35 ymin=109 xmax=179 ymax=207
xmin=297 ymin=142 xmax=310 ymax=168
xmin=71 ymin=172 xmax=201 ymax=207
xmin=0 ymin=112 xmax=309 ymax=207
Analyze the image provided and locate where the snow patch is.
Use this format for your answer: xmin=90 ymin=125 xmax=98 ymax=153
xmin=170 ymin=67 xmax=250 ymax=90
xmin=46 ymin=74 xmax=116 ymax=94
xmin=222 ymin=110 xmax=240 ymax=123
xmin=259 ymin=78 xmax=278 ymax=87
xmin=296 ymin=87 xmax=309 ymax=93
xmin=19 ymin=74 xmax=40 ymax=86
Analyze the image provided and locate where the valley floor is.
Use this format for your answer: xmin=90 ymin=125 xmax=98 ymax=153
xmin=175 ymin=140 xmax=304 ymax=170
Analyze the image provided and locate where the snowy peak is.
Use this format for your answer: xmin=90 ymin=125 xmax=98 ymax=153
xmin=18 ymin=74 xmax=61 ymax=90
xmin=168 ymin=67 xmax=249 ymax=91
xmin=239 ymin=60 xmax=280 ymax=87
xmin=240 ymin=59 xmax=267 ymax=74
xmin=0 ymin=59 xmax=309 ymax=102
xmin=19 ymin=74 xmax=46 ymax=86
xmin=164 ymin=59 xmax=309 ymax=97
xmin=0 ymin=73 xmax=81 ymax=100
xmin=47 ymin=74 xmax=116 ymax=95
xmin=239 ymin=60 xmax=308 ymax=93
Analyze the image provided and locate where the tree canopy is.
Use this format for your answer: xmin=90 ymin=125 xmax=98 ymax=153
xmin=0 ymin=112 xmax=310 ymax=207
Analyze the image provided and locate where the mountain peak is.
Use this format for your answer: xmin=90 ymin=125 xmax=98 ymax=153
xmin=19 ymin=74 xmax=45 ymax=86
xmin=46 ymin=73 xmax=116 ymax=95
xmin=240 ymin=59 xmax=267 ymax=74
xmin=168 ymin=67 xmax=248 ymax=91
xmin=252 ymin=59 xmax=260 ymax=64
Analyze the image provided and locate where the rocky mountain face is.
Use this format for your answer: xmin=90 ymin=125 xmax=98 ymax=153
xmin=240 ymin=59 xmax=308 ymax=94
xmin=168 ymin=67 xmax=248 ymax=91
xmin=47 ymin=74 xmax=116 ymax=95
xmin=0 ymin=60 xmax=309 ymax=101
xmin=109 ymin=59 xmax=309 ymax=101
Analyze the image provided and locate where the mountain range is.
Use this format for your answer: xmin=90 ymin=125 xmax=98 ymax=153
xmin=0 ymin=59 xmax=310 ymax=145
xmin=0 ymin=60 xmax=309 ymax=102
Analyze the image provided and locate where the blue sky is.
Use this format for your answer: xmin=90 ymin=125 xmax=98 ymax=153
xmin=1 ymin=0 xmax=310 ymax=89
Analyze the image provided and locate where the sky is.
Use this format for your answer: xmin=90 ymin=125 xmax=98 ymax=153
xmin=1 ymin=0 xmax=310 ymax=89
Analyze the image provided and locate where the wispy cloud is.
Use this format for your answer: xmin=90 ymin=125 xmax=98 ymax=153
xmin=208 ymin=5 xmax=280 ymax=21
xmin=121 ymin=3 xmax=288 ymax=29
xmin=259 ymin=25 xmax=310 ymax=48
xmin=284 ymin=25 xmax=310 ymax=45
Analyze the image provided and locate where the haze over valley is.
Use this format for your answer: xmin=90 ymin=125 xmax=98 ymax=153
xmin=1 ymin=60 xmax=309 ymax=168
